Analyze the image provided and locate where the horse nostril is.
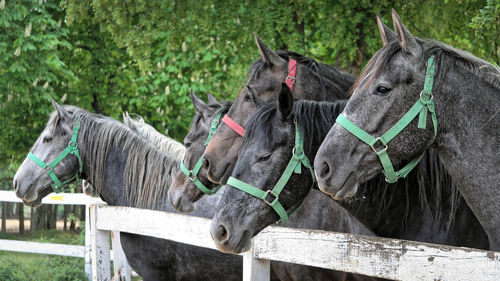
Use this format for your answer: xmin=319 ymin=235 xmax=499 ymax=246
xmin=215 ymin=225 xmax=230 ymax=244
xmin=13 ymin=179 xmax=18 ymax=191
xmin=202 ymin=156 xmax=210 ymax=170
xmin=319 ymin=161 xmax=331 ymax=179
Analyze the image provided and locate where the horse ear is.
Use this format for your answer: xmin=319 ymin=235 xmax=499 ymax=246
xmin=51 ymin=98 xmax=70 ymax=121
xmin=253 ymin=32 xmax=286 ymax=67
xmin=391 ymin=9 xmax=420 ymax=55
xmin=123 ymin=112 xmax=139 ymax=132
xmin=206 ymin=91 xmax=218 ymax=105
xmin=190 ymin=89 xmax=209 ymax=113
xmin=376 ymin=14 xmax=396 ymax=46
xmin=277 ymin=83 xmax=293 ymax=121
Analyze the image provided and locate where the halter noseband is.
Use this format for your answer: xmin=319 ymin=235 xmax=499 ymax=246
xmin=336 ymin=55 xmax=437 ymax=183
xmin=179 ymin=108 xmax=225 ymax=195
xmin=222 ymin=58 xmax=298 ymax=137
xmin=227 ymin=114 xmax=315 ymax=223
xmin=28 ymin=119 xmax=83 ymax=193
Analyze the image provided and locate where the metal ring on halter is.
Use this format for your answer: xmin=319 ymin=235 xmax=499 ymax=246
xmin=264 ymin=190 xmax=278 ymax=206
xmin=286 ymin=76 xmax=295 ymax=81
xmin=419 ymin=90 xmax=434 ymax=102
xmin=68 ymin=141 xmax=78 ymax=148
xmin=370 ymin=137 xmax=388 ymax=154
xmin=188 ymin=171 xmax=197 ymax=181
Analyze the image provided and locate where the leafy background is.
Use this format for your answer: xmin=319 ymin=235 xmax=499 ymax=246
xmin=1 ymin=0 xmax=498 ymax=174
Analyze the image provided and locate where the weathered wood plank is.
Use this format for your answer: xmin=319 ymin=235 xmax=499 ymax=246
xmin=0 ymin=239 xmax=84 ymax=257
xmin=243 ymin=251 xmax=270 ymax=281
xmin=0 ymin=190 xmax=104 ymax=205
xmin=252 ymin=227 xmax=500 ymax=281
xmin=95 ymin=206 xmax=218 ymax=250
xmin=91 ymin=204 xmax=111 ymax=281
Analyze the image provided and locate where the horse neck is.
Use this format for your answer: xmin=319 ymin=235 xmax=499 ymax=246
xmin=141 ymin=126 xmax=186 ymax=159
xmin=298 ymin=63 xmax=354 ymax=101
xmin=433 ymin=61 xmax=500 ymax=189
xmin=78 ymin=116 xmax=179 ymax=210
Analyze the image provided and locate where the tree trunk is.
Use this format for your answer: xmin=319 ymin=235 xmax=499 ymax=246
xmin=70 ymin=205 xmax=77 ymax=231
xmin=63 ymin=205 xmax=70 ymax=230
xmin=1 ymin=202 xmax=6 ymax=233
xmin=18 ymin=203 xmax=24 ymax=234
xmin=6 ymin=202 xmax=15 ymax=218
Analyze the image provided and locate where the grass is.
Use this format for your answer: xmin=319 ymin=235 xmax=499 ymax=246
xmin=0 ymin=228 xmax=87 ymax=281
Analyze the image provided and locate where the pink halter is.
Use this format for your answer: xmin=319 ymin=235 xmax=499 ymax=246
xmin=223 ymin=59 xmax=297 ymax=137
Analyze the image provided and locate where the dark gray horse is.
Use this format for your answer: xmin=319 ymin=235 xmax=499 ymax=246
xmin=169 ymin=91 xmax=380 ymax=280
xmin=169 ymin=91 xmax=232 ymax=212
xmin=13 ymin=102 xmax=246 ymax=281
xmin=314 ymin=10 xmax=500 ymax=250
xmin=210 ymin=84 xmax=488 ymax=255
xmin=203 ymin=34 xmax=355 ymax=185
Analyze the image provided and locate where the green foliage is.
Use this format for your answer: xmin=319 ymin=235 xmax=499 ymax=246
xmin=1 ymin=0 xmax=498 ymax=166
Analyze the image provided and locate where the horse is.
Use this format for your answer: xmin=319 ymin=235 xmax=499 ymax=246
xmin=13 ymin=101 xmax=247 ymax=281
xmin=122 ymin=111 xmax=186 ymax=159
xmin=169 ymin=90 xmax=232 ymax=212
xmin=203 ymin=33 xmax=355 ymax=185
xmin=314 ymin=9 xmax=500 ymax=250
xmin=210 ymin=84 xmax=488 ymax=255
xmin=168 ymin=90 xmax=380 ymax=280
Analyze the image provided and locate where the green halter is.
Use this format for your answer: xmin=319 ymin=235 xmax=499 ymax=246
xmin=227 ymin=116 xmax=316 ymax=223
xmin=336 ymin=55 xmax=437 ymax=183
xmin=28 ymin=119 xmax=83 ymax=193
xmin=179 ymin=108 xmax=225 ymax=195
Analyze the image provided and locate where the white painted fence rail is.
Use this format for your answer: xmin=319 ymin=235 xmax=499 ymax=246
xmin=0 ymin=191 xmax=131 ymax=281
xmin=91 ymin=205 xmax=500 ymax=281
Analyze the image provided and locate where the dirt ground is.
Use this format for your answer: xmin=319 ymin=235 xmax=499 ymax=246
xmin=3 ymin=219 xmax=81 ymax=233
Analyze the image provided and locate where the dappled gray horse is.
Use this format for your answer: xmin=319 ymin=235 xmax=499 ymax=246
xmin=314 ymin=10 xmax=500 ymax=250
xmin=13 ymin=102 xmax=246 ymax=281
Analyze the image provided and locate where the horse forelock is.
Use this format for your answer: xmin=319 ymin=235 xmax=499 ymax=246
xmin=73 ymin=109 xmax=179 ymax=210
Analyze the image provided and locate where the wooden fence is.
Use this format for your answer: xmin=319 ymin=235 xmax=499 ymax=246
xmin=90 ymin=205 xmax=500 ymax=281
xmin=0 ymin=191 xmax=131 ymax=281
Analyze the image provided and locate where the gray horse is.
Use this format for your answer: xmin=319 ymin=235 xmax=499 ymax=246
xmin=314 ymin=10 xmax=500 ymax=250
xmin=13 ymin=101 xmax=246 ymax=281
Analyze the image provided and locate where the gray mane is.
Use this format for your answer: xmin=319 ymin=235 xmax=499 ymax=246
xmin=70 ymin=107 xmax=179 ymax=210
xmin=125 ymin=115 xmax=186 ymax=159
xmin=353 ymin=38 xmax=500 ymax=94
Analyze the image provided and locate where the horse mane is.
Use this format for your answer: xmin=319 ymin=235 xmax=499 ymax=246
xmin=246 ymin=50 xmax=355 ymax=98
xmin=352 ymin=38 xmax=500 ymax=95
xmin=70 ymin=107 xmax=179 ymax=210
xmin=243 ymin=100 xmax=460 ymax=225
xmin=125 ymin=115 xmax=186 ymax=159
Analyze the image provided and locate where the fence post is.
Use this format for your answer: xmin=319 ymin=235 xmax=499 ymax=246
xmin=243 ymin=251 xmax=270 ymax=281
xmin=85 ymin=204 xmax=92 ymax=280
xmin=111 ymin=231 xmax=131 ymax=281
xmin=90 ymin=204 xmax=111 ymax=281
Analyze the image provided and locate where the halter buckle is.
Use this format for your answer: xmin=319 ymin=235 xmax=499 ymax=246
xmin=286 ymin=76 xmax=295 ymax=81
xmin=370 ymin=137 xmax=388 ymax=154
xmin=264 ymin=190 xmax=278 ymax=206
xmin=188 ymin=170 xmax=197 ymax=181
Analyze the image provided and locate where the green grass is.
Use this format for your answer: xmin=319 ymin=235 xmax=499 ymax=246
xmin=0 ymin=229 xmax=87 ymax=281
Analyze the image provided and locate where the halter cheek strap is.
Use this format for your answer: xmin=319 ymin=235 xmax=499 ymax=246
xmin=179 ymin=108 xmax=224 ymax=195
xmin=223 ymin=58 xmax=298 ymax=137
xmin=28 ymin=119 xmax=83 ymax=193
xmin=227 ymin=115 xmax=315 ymax=223
xmin=336 ymin=55 xmax=437 ymax=183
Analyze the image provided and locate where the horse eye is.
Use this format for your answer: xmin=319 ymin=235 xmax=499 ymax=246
xmin=184 ymin=142 xmax=192 ymax=149
xmin=43 ymin=136 xmax=52 ymax=143
xmin=256 ymin=153 xmax=272 ymax=163
xmin=374 ymin=86 xmax=391 ymax=96
xmin=244 ymin=94 xmax=252 ymax=102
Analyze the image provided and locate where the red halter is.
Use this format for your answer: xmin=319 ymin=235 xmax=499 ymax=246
xmin=223 ymin=59 xmax=297 ymax=137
